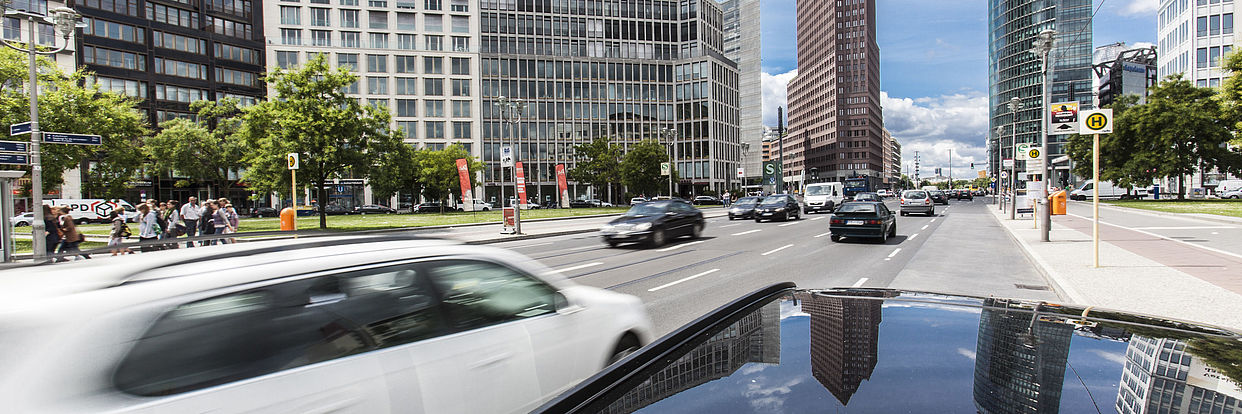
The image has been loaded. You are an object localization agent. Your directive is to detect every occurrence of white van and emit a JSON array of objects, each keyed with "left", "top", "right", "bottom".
[
  {"left": 44, "top": 199, "right": 138, "bottom": 224},
  {"left": 1069, "top": 180, "right": 1148, "bottom": 201},
  {"left": 804, "top": 182, "right": 844, "bottom": 213}
]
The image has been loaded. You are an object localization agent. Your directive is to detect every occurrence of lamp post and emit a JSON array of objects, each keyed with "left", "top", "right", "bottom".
[
  {"left": 1, "top": 3, "right": 83, "bottom": 260},
  {"left": 661, "top": 127, "right": 676, "bottom": 198},
  {"left": 1031, "top": 29, "right": 1055, "bottom": 242},
  {"left": 494, "top": 96, "right": 526, "bottom": 234}
]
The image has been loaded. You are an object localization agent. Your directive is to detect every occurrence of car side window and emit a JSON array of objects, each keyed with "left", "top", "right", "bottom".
[
  {"left": 424, "top": 260, "right": 558, "bottom": 330},
  {"left": 114, "top": 264, "right": 443, "bottom": 396}
]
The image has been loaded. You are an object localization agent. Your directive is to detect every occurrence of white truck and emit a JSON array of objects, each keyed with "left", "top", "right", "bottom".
[
  {"left": 804, "top": 182, "right": 844, "bottom": 213},
  {"left": 44, "top": 199, "right": 139, "bottom": 224},
  {"left": 1069, "top": 180, "right": 1148, "bottom": 201}
]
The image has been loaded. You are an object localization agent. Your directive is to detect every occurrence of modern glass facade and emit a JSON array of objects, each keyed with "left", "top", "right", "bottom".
[
  {"left": 478, "top": 0, "right": 742, "bottom": 201},
  {"left": 988, "top": 0, "right": 1093, "bottom": 188}
]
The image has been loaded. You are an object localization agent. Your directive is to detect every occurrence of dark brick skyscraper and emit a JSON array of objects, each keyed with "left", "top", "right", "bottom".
[{"left": 784, "top": 0, "right": 883, "bottom": 189}]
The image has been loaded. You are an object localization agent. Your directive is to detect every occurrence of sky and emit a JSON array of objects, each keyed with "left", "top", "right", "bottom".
[{"left": 760, "top": 0, "right": 1161, "bottom": 180}]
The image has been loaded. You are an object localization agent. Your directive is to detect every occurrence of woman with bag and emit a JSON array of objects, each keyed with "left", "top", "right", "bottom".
[{"left": 55, "top": 206, "right": 90, "bottom": 260}]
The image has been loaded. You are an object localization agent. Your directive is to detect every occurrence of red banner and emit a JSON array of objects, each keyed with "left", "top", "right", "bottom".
[
  {"left": 515, "top": 161, "right": 528, "bottom": 208},
  {"left": 556, "top": 164, "right": 569, "bottom": 207},
  {"left": 455, "top": 158, "right": 472, "bottom": 205}
]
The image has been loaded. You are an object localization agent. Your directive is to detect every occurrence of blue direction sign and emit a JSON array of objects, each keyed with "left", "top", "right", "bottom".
[
  {"left": 0, "top": 153, "right": 29, "bottom": 165},
  {"left": 0, "top": 141, "right": 28, "bottom": 153},
  {"left": 43, "top": 132, "right": 102, "bottom": 146},
  {"left": 10, "top": 122, "right": 32, "bottom": 136}
]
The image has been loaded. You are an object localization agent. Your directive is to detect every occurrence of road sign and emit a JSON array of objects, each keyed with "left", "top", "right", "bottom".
[
  {"left": 1002, "top": 158, "right": 1015, "bottom": 168},
  {"left": 1026, "top": 146, "right": 1043, "bottom": 161},
  {"left": 500, "top": 145, "right": 514, "bottom": 167},
  {"left": 287, "top": 153, "right": 299, "bottom": 170},
  {"left": 42, "top": 132, "right": 102, "bottom": 145},
  {"left": 1079, "top": 109, "right": 1113, "bottom": 134},
  {"left": 0, "top": 141, "right": 28, "bottom": 153},
  {"left": 0, "top": 153, "right": 29, "bottom": 165},
  {"left": 660, "top": 162, "right": 671, "bottom": 176},
  {"left": 9, "top": 122, "right": 31, "bottom": 136},
  {"left": 1050, "top": 102, "right": 1080, "bottom": 134}
]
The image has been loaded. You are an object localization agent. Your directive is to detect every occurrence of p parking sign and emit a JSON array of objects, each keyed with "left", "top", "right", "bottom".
[{"left": 1079, "top": 109, "right": 1113, "bottom": 134}]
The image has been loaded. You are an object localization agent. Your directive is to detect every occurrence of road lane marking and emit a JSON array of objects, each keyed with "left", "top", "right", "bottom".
[
  {"left": 658, "top": 240, "right": 705, "bottom": 252},
  {"left": 887, "top": 248, "right": 902, "bottom": 258},
  {"left": 778, "top": 221, "right": 800, "bottom": 227},
  {"left": 514, "top": 242, "right": 553, "bottom": 249},
  {"left": 732, "top": 229, "right": 761, "bottom": 236},
  {"left": 921, "top": 225, "right": 929, "bottom": 230},
  {"left": 1067, "top": 213, "right": 1242, "bottom": 261},
  {"left": 647, "top": 268, "right": 720, "bottom": 292},
  {"left": 811, "top": 217, "right": 825, "bottom": 221},
  {"left": 720, "top": 223, "right": 742, "bottom": 228},
  {"left": 909, "top": 233, "right": 919, "bottom": 241},
  {"left": 761, "top": 244, "right": 795, "bottom": 256},
  {"left": 813, "top": 232, "right": 832, "bottom": 238},
  {"left": 545, "top": 262, "right": 603, "bottom": 275},
  {"left": 851, "top": 278, "right": 868, "bottom": 287}
]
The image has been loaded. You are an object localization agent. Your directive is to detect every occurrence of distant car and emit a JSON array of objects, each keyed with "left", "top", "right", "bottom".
[
  {"left": 929, "top": 190, "right": 948, "bottom": 205},
  {"left": 727, "top": 196, "right": 761, "bottom": 220},
  {"left": 354, "top": 204, "right": 397, "bottom": 214},
  {"left": 852, "top": 192, "right": 882, "bottom": 202},
  {"left": 692, "top": 196, "right": 722, "bottom": 206},
  {"left": 601, "top": 199, "right": 705, "bottom": 247},
  {"left": 10, "top": 212, "right": 34, "bottom": 227},
  {"left": 829, "top": 201, "right": 897, "bottom": 243},
  {"left": 629, "top": 197, "right": 648, "bottom": 205},
  {"left": 251, "top": 207, "right": 278, "bottom": 218},
  {"left": 1222, "top": 190, "right": 1242, "bottom": 199},
  {"left": 755, "top": 194, "right": 802, "bottom": 222},
  {"left": 900, "top": 190, "right": 935, "bottom": 216},
  {"left": 1, "top": 236, "right": 655, "bottom": 414}
]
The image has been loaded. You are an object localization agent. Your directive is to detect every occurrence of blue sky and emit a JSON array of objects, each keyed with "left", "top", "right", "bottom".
[{"left": 759, "top": 0, "right": 1161, "bottom": 176}]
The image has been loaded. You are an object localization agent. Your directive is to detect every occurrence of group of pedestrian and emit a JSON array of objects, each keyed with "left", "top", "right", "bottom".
[{"left": 41, "top": 205, "right": 90, "bottom": 261}]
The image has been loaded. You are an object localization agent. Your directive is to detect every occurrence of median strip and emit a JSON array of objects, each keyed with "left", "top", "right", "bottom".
[
  {"left": 647, "top": 268, "right": 720, "bottom": 292},
  {"left": 761, "top": 244, "right": 795, "bottom": 256},
  {"left": 732, "top": 229, "right": 761, "bottom": 236},
  {"left": 658, "top": 240, "right": 705, "bottom": 252}
]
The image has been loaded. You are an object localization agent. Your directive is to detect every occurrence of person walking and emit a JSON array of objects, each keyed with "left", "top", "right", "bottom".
[
  {"left": 136, "top": 203, "right": 160, "bottom": 252},
  {"left": 55, "top": 206, "right": 89, "bottom": 260},
  {"left": 108, "top": 208, "right": 133, "bottom": 256},
  {"left": 180, "top": 196, "right": 200, "bottom": 247}
]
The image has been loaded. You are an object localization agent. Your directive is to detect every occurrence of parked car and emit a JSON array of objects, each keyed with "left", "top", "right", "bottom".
[
  {"left": 354, "top": 204, "right": 398, "bottom": 214},
  {"left": 852, "top": 192, "right": 882, "bottom": 202},
  {"left": 10, "top": 212, "right": 34, "bottom": 227},
  {"left": 929, "top": 190, "right": 949, "bottom": 205},
  {"left": 251, "top": 207, "right": 278, "bottom": 218},
  {"left": 727, "top": 196, "right": 761, "bottom": 220},
  {"left": 755, "top": 194, "right": 802, "bottom": 222},
  {"left": 829, "top": 201, "right": 897, "bottom": 243},
  {"left": 0, "top": 235, "right": 654, "bottom": 414},
  {"left": 900, "top": 189, "right": 935, "bottom": 216},
  {"left": 601, "top": 199, "right": 705, "bottom": 247},
  {"left": 691, "top": 196, "right": 722, "bottom": 206}
]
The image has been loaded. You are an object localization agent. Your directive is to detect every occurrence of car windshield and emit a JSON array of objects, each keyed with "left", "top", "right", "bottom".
[
  {"left": 903, "top": 191, "right": 927, "bottom": 199},
  {"left": 805, "top": 186, "right": 831, "bottom": 196},
  {"left": 623, "top": 203, "right": 666, "bottom": 217},
  {"left": 835, "top": 203, "right": 877, "bottom": 214}
]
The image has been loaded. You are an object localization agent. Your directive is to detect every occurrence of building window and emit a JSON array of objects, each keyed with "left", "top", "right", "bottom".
[
  {"left": 340, "top": 9, "right": 359, "bottom": 28},
  {"left": 396, "top": 99, "right": 418, "bottom": 117},
  {"left": 424, "top": 56, "right": 443, "bottom": 74},
  {"left": 424, "top": 78, "right": 443, "bottom": 95},
  {"left": 311, "top": 30, "right": 331, "bottom": 46},
  {"left": 451, "top": 36, "right": 469, "bottom": 51},
  {"left": 425, "top": 99, "right": 444, "bottom": 117},
  {"left": 451, "top": 100, "right": 470, "bottom": 117},
  {"left": 451, "top": 79, "right": 470, "bottom": 96},
  {"left": 424, "top": 14, "right": 442, "bottom": 32},
  {"left": 395, "top": 77, "right": 417, "bottom": 94},
  {"left": 277, "top": 51, "right": 299, "bottom": 68},
  {"left": 397, "top": 34, "right": 417, "bottom": 49},
  {"left": 397, "top": 121, "right": 417, "bottom": 138},
  {"left": 338, "top": 53, "right": 359, "bottom": 71},
  {"left": 450, "top": 57, "right": 470, "bottom": 75},
  {"left": 450, "top": 15, "right": 468, "bottom": 33},
  {"left": 425, "top": 35, "right": 443, "bottom": 50},
  {"left": 368, "top": 76, "right": 389, "bottom": 94},
  {"left": 452, "top": 121, "right": 471, "bottom": 139},
  {"left": 369, "top": 32, "right": 388, "bottom": 48},
  {"left": 367, "top": 54, "right": 388, "bottom": 72},
  {"left": 310, "top": 7, "right": 330, "bottom": 26},
  {"left": 281, "top": 28, "right": 302, "bottom": 45}
]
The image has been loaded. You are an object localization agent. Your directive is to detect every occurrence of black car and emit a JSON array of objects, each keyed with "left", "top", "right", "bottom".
[
  {"left": 251, "top": 207, "right": 278, "bottom": 218},
  {"left": 829, "top": 201, "right": 897, "bottom": 242},
  {"left": 852, "top": 192, "right": 882, "bottom": 202},
  {"left": 754, "top": 194, "right": 802, "bottom": 222},
  {"left": 726, "top": 196, "right": 761, "bottom": 220},
  {"left": 536, "top": 285, "right": 1242, "bottom": 414},
  {"left": 929, "top": 190, "right": 949, "bottom": 205},
  {"left": 354, "top": 204, "right": 397, "bottom": 214},
  {"left": 600, "top": 200, "right": 705, "bottom": 248}
]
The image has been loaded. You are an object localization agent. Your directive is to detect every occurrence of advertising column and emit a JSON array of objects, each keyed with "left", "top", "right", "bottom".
[{"left": 556, "top": 164, "right": 569, "bottom": 208}]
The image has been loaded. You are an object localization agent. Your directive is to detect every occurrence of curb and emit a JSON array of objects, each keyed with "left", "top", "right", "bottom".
[
  {"left": 1075, "top": 201, "right": 1242, "bottom": 226},
  {"left": 985, "top": 207, "right": 1086, "bottom": 305}
]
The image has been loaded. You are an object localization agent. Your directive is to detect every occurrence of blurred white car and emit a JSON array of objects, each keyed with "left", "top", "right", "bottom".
[{"left": 0, "top": 236, "right": 653, "bottom": 414}]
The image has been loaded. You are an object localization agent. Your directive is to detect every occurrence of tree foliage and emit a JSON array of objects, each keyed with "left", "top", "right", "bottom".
[
  {"left": 238, "top": 54, "right": 400, "bottom": 228},
  {"left": 620, "top": 140, "right": 669, "bottom": 197}
]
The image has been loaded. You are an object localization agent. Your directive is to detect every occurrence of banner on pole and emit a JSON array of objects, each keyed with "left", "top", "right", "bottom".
[
  {"left": 455, "top": 158, "right": 473, "bottom": 208},
  {"left": 556, "top": 164, "right": 569, "bottom": 207},
  {"left": 515, "top": 161, "right": 528, "bottom": 208}
]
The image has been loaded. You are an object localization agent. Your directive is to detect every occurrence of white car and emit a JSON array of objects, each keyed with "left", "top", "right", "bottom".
[{"left": 0, "top": 236, "right": 653, "bottom": 414}]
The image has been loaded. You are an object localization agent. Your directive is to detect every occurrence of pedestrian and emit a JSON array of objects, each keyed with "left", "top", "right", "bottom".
[
  {"left": 180, "top": 196, "right": 200, "bottom": 247},
  {"left": 108, "top": 208, "right": 133, "bottom": 256},
  {"left": 42, "top": 204, "right": 62, "bottom": 259},
  {"left": 55, "top": 206, "right": 90, "bottom": 260},
  {"left": 200, "top": 201, "right": 216, "bottom": 246},
  {"left": 136, "top": 203, "right": 160, "bottom": 252}
]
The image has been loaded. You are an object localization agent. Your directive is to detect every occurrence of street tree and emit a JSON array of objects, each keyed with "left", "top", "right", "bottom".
[
  {"left": 0, "top": 48, "right": 148, "bottom": 198},
  {"left": 417, "top": 144, "right": 484, "bottom": 213},
  {"left": 142, "top": 98, "right": 248, "bottom": 198},
  {"left": 620, "top": 140, "right": 669, "bottom": 197},
  {"left": 568, "top": 137, "right": 623, "bottom": 203},
  {"left": 237, "top": 54, "right": 399, "bottom": 228}
]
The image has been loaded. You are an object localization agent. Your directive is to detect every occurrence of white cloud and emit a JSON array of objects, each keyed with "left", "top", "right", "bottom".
[
  {"left": 762, "top": 69, "right": 798, "bottom": 127},
  {"left": 1120, "top": 0, "right": 1159, "bottom": 16}
]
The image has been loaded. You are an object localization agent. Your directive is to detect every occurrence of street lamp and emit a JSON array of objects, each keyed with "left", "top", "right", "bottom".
[
  {"left": 660, "top": 127, "right": 676, "bottom": 197},
  {"left": 1, "top": 2, "right": 84, "bottom": 260},
  {"left": 1031, "top": 29, "right": 1056, "bottom": 242},
  {"left": 494, "top": 96, "right": 526, "bottom": 234}
]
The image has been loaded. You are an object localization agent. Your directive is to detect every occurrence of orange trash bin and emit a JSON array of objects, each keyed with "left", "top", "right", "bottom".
[
  {"left": 1050, "top": 190, "right": 1067, "bottom": 215},
  {"left": 280, "top": 207, "right": 297, "bottom": 230}
]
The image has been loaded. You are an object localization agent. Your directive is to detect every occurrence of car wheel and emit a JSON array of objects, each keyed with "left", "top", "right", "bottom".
[
  {"left": 648, "top": 228, "right": 666, "bottom": 247},
  {"left": 830, "top": 235, "right": 841, "bottom": 242},
  {"left": 691, "top": 222, "right": 703, "bottom": 239},
  {"left": 607, "top": 334, "right": 642, "bottom": 366}
]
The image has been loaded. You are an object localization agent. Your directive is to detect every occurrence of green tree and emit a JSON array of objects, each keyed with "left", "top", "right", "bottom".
[
  {"left": 620, "top": 140, "right": 669, "bottom": 197},
  {"left": 417, "top": 144, "right": 484, "bottom": 213},
  {"left": 567, "top": 137, "right": 623, "bottom": 203},
  {"left": 142, "top": 98, "right": 248, "bottom": 198},
  {"left": 0, "top": 48, "right": 149, "bottom": 198},
  {"left": 238, "top": 54, "right": 399, "bottom": 228}
]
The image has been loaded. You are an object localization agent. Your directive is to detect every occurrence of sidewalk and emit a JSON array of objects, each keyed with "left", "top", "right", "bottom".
[{"left": 989, "top": 205, "right": 1242, "bottom": 331}]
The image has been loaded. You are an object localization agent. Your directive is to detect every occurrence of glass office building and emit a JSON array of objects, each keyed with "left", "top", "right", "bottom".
[
  {"left": 988, "top": 0, "right": 1093, "bottom": 188},
  {"left": 478, "top": 0, "right": 742, "bottom": 202}
]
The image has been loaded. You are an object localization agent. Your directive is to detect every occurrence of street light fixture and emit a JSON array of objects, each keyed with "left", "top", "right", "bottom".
[
  {"left": 494, "top": 95, "right": 526, "bottom": 234},
  {"left": 1031, "top": 29, "right": 1056, "bottom": 242},
  {"left": 0, "top": 2, "right": 84, "bottom": 260}
]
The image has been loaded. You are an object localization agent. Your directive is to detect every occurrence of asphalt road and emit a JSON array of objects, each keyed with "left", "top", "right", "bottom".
[{"left": 489, "top": 198, "right": 1060, "bottom": 336}]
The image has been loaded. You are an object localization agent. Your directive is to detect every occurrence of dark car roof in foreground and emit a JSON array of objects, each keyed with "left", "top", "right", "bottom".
[{"left": 535, "top": 284, "right": 1242, "bottom": 413}]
